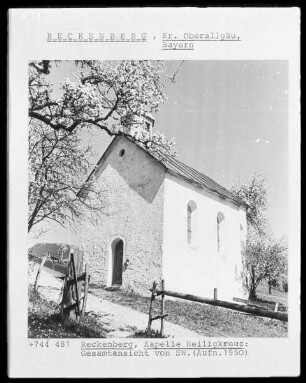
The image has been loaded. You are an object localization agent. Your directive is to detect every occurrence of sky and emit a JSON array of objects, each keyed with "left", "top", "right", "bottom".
[
  {"left": 156, "top": 60, "right": 288, "bottom": 238},
  {"left": 31, "top": 60, "right": 288, "bottom": 243}
]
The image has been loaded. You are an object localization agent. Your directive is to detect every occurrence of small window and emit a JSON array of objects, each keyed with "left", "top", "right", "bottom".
[
  {"left": 119, "top": 149, "right": 125, "bottom": 157},
  {"left": 187, "top": 200, "right": 197, "bottom": 245},
  {"left": 240, "top": 224, "right": 244, "bottom": 238},
  {"left": 240, "top": 224, "right": 245, "bottom": 248},
  {"left": 217, "top": 212, "right": 225, "bottom": 253}
]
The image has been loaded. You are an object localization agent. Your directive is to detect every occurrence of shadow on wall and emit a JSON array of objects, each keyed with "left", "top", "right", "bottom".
[{"left": 108, "top": 140, "right": 166, "bottom": 204}]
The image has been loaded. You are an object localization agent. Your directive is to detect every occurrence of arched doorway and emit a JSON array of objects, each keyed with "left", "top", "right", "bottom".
[{"left": 112, "top": 239, "right": 123, "bottom": 286}]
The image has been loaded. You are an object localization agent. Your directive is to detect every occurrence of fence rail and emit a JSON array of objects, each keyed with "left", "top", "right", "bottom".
[
  {"left": 29, "top": 253, "right": 68, "bottom": 277},
  {"left": 29, "top": 251, "right": 90, "bottom": 321},
  {"left": 153, "top": 287, "right": 288, "bottom": 322}
]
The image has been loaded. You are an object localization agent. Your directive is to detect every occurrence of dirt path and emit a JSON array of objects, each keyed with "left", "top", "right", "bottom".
[
  {"left": 30, "top": 265, "right": 200, "bottom": 338},
  {"left": 85, "top": 291, "right": 200, "bottom": 338}
]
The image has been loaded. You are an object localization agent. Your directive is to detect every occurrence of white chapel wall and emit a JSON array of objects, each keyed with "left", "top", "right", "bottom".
[{"left": 162, "top": 173, "right": 248, "bottom": 301}]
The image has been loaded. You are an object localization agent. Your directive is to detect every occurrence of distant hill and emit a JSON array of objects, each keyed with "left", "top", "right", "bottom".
[{"left": 28, "top": 243, "right": 83, "bottom": 263}]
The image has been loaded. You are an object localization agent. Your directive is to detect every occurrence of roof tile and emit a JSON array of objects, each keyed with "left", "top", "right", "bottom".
[{"left": 149, "top": 148, "right": 246, "bottom": 207}]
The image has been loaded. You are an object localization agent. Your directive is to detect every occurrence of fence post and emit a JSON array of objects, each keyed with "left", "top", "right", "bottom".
[
  {"left": 71, "top": 253, "right": 80, "bottom": 318},
  {"left": 160, "top": 279, "right": 165, "bottom": 337},
  {"left": 147, "top": 281, "right": 157, "bottom": 333},
  {"left": 61, "top": 253, "right": 76, "bottom": 320},
  {"left": 274, "top": 302, "right": 279, "bottom": 312},
  {"left": 60, "top": 277, "right": 67, "bottom": 319},
  {"left": 34, "top": 254, "right": 47, "bottom": 292},
  {"left": 214, "top": 288, "right": 218, "bottom": 300},
  {"left": 81, "top": 264, "right": 89, "bottom": 319}
]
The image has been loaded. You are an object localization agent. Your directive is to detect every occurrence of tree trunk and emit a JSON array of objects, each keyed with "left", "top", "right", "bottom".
[
  {"left": 248, "top": 269, "right": 258, "bottom": 301},
  {"left": 248, "top": 280, "right": 257, "bottom": 301},
  {"left": 268, "top": 281, "right": 272, "bottom": 294}
]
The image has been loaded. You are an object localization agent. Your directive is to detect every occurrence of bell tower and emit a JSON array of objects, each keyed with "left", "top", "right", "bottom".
[{"left": 122, "top": 113, "right": 155, "bottom": 137}]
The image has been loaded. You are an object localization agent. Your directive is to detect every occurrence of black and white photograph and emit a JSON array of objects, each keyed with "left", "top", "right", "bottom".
[
  {"left": 27, "top": 60, "right": 289, "bottom": 339},
  {"left": 8, "top": 8, "right": 300, "bottom": 378}
]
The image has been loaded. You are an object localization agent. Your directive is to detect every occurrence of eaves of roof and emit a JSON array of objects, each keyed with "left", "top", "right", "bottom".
[{"left": 79, "top": 135, "right": 248, "bottom": 209}]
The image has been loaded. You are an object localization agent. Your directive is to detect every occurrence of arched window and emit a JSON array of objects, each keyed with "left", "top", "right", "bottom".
[
  {"left": 240, "top": 224, "right": 245, "bottom": 242},
  {"left": 187, "top": 201, "right": 197, "bottom": 245},
  {"left": 240, "top": 223, "right": 246, "bottom": 252},
  {"left": 217, "top": 212, "right": 225, "bottom": 253}
]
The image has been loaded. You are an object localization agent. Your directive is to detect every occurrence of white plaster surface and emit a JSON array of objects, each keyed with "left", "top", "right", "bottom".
[
  {"left": 162, "top": 173, "right": 248, "bottom": 301},
  {"left": 29, "top": 136, "right": 248, "bottom": 302},
  {"left": 78, "top": 137, "right": 166, "bottom": 295}
]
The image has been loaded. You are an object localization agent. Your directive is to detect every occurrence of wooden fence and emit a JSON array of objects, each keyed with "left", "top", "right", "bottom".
[
  {"left": 147, "top": 280, "right": 288, "bottom": 335},
  {"left": 29, "top": 251, "right": 90, "bottom": 321},
  {"left": 29, "top": 252, "right": 68, "bottom": 278}
]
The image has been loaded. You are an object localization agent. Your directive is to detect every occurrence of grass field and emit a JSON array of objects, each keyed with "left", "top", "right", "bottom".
[
  {"left": 28, "top": 281, "right": 288, "bottom": 338},
  {"left": 90, "top": 283, "right": 288, "bottom": 338},
  {"left": 28, "top": 289, "right": 107, "bottom": 338},
  {"left": 256, "top": 282, "right": 288, "bottom": 308}
]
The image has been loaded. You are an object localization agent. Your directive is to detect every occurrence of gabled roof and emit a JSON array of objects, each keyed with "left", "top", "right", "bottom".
[
  {"left": 80, "top": 135, "right": 247, "bottom": 208},
  {"left": 148, "top": 148, "right": 247, "bottom": 208}
]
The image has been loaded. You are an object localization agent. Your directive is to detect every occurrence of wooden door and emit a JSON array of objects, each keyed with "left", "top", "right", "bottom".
[{"left": 112, "top": 240, "right": 123, "bottom": 285}]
